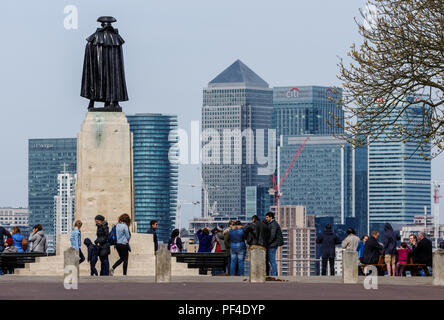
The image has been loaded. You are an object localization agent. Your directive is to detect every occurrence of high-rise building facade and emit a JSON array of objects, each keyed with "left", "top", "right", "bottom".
[
  {"left": 0, "top": 207, "right": 30, "bottom": 235},
  {"left": 28, "top": 139, "right": 77, "bottom": 252},
  {"left": 278, "top": 136, "right": 355, "bottom": 226},
  {"left": 273, "top": 86, "right": 343, "bottom": 138},
  {"left": 202, "top": 60, "right": 274, "bottom": 219},
  {"left": 270, "top": 205, "right": 317, "bottom": 276},
  {"left": 127, "top": 114, "right": 178, "bottom": 243},
  {"left": 368, "top": 97, "right": 431, "bottom": 232},
  {"left": 54, "top": 172, "right": 76, "bottom": 235}
]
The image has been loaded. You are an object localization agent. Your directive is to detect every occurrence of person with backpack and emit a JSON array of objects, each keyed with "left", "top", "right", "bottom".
[
  {"left": 28, "top": 224, "right": 48, "bottom": 254},
  {"left": 316, "top": 224, "right": 340, "bottom": 276},
  {"left": 168, "top": 229, "right": 183, "bottom": 253},
  {"left": 94, "top": 215, "right": 110, "bottom": 276},
  {"left": 11, "top": 227, "right": 26, "bottom": 253},
  {"left": 110, "top": 214, "right": 132, "bottom": 276},
  {"left": 265, "top": 212, "right": 284, "bottom": 277}
]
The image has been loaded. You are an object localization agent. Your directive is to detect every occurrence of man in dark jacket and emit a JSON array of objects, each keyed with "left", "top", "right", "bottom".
[
  {"left": 0, "top": 226, "right": 11, "bottom": 253},
  {"left": 362, "top": 230, "right": 382, "bottom": 265},
  {"left": 147, "top": 220, "right": 159, "bottom": 252},
  {"left": 415, "top": 232, "right": 433, "bottom": 275},
  {"left": 316, "top": 224, "right": 340, "bottom": 276},
  {"left": 265, "top": 212, "right": 283, "bottom": 277},
  {"left": 244, "top": 215, "right": 269, "bottom": 248},
  {"left": 94, "top": 215, "right": 110, "bottom": 276},
  {"left": 382, "top": 223, "right": 399, "bottom": 276}
]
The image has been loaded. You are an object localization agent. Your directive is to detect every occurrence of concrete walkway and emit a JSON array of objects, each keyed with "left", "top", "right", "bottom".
[{"left": 0, "top": 275, "right": 442, "bottom": 300}]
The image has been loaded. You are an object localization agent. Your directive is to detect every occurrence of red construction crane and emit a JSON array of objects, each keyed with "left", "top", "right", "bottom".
[{"left": 269, "top": 136, "right": 310, "bottom": 206}]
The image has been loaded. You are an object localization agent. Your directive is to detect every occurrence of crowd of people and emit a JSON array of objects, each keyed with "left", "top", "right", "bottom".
[
  {"left": 317, "top": 222, "right": 434, "bottom": 276},
  {"left": 0, "top": 216, "right": 437, "bottom": 277},
  {"left": 190, "top": 212, "right": 284, "bottom": 276}
]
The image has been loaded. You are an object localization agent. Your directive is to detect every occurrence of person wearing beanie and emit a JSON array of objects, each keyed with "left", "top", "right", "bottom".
[{"left": 94, "top": 215, "right": 110, "bottom": 276}]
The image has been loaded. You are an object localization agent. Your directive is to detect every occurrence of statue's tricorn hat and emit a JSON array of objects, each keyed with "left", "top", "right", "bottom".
[{"left": 97, "top": 16, "right": 117, "bottom": 23}]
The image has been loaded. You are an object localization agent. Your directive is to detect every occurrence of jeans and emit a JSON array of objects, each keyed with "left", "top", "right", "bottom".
[
  {"left": 0, "top": 246, "right": 4, "bottom": 253},
  {"left": 99, "top": 255, "right": 109, "bottom": 276},
  {"left": 322, "top": 258, "right": 335, "bottom": 276},
  {"left": 268, "top": 248, "right": 278, "bottom": 276},
  {"left": 230, "top": 246, "right": 245, "bottom": 276},
  {"left": 112, "top": 244, "right": 129, "bottom": 275}
]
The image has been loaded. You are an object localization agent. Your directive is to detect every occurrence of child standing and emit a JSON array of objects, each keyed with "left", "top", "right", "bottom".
[
  {"left": 83, "top": 238, "right": 99, "bottom": 276},
  {"left": 396, "top": 242, "right": 411, "bottom": 276}
]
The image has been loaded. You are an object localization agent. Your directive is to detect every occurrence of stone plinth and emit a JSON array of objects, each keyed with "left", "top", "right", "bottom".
[
  {"left": 156, "top": 245, "right": 172, "bottom": 283},
  {"left": 342, "top": 250, "right": 358, "bottom": 284},
  {"left": 64, "top": 248, "right": 79, "bottom": 288},
  {"left": 433, "top": 250, "right": 444, "bottom": 286},
  {"left": 249, "top": 246, "right": 266, "bottom": 283},
  {"left": 75, "top": 112, "right": 133, "bottom": 233}
]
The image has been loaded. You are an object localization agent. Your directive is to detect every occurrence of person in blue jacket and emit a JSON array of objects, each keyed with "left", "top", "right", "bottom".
[
  {"left": 228, "top": 221, "right": 246, "bottom": 276},
  {"left": 70, "top": 220, "right": 85, "bottom": 264},
  {"left": 357, "top": 235, "right": 369, "bottom": 261},
  {"left": 196, "top": 227, "right": 213, "bottom": 253},
  {"left": 11, "top": 227, "right": 24, "bottom": 253}
]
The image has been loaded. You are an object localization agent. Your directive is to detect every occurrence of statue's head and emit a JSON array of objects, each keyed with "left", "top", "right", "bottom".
[{"left": 97, "top": 16, "right": 116, "bottom": 28}]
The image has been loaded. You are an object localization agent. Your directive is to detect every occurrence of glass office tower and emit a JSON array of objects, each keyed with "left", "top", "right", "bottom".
[
  {"left": 127, "top": 114, "right": 178, "bottom": 243},
  {"left": 368, "top": 97, "right": 431, "bottom": 232},
  {"left": 28, "top": 138, "right": 77, "bottom": 252},
  {"left": 273, "top": 86, "right": 344, "bottom": 138},
  {"left": 278, "top": 136, "right": 354, "bottom": 225},
  {"left": 202, "top": 60, "right": 274, "bottom": 219}
]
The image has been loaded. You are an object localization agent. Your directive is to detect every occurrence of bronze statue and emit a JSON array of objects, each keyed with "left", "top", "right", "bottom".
[{"left": 81, "top": 16, "right": 128, "bottom": 112}]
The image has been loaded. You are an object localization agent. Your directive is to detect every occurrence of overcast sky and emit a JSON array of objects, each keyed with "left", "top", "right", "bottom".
[{"left": 1, "top": 0, "right": 443, "bottom": 225}]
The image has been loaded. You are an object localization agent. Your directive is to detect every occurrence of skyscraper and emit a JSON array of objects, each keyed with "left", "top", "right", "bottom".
[
  {"left": 202, "top": 60, "right": 274, "bottom": 219},
  {"left": 273, "top": 86, "right": 343, "bottom": 138},
  {"left": 278, "top": 136, "right": 354, "bottom": 225},
  {"left": 368, "top": 97, "right": 431, "bottom": 232},
  {"left": 28, "top": 139, "right": 77, "bottom": 252},
  {"left": 54, "top": 172, "right": 76, "bottom": 235},
  {"left": 127, "top": 114, "right": 178, "bottom": 243}
]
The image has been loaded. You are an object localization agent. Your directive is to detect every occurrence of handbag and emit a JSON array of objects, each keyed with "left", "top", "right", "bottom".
[{"left": 22, "top": 238, "right": 28, "bottom": 251}]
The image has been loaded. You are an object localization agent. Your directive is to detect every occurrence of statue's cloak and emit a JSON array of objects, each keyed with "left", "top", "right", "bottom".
[{"left": 80, "top": 26, "right": 129, "bottom": 102}]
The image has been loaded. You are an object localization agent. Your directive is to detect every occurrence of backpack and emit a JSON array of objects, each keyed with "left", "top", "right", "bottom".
[
  {"left": 169, "top": 237, "right": 179, "bottom": 253},
  {"left": 108, "top": 225, "right": 117, "bottom": 246}
]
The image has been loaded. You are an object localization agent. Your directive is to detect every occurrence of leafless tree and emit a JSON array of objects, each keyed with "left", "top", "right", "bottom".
[{"left": 333, "top": 0, "right": 443, "bottom": 159}]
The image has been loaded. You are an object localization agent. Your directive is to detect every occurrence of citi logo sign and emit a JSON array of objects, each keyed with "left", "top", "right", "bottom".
[{"left": 286, "top": 88, "right": 300, "bottom": 98}]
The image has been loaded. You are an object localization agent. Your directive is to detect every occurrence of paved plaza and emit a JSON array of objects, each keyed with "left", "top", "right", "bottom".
[{"left": 1, "top": 276, "right": 443, "bottom": 300}]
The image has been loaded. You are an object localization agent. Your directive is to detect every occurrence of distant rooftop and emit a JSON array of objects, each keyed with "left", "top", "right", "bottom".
[{"left": 208, "top": 59, "right": 269, "bottom": 89}]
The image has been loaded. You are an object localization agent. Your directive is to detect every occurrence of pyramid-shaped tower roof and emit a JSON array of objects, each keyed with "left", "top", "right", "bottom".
[{"left": 208, "top": 59, "right": 269, "bottom": 88}]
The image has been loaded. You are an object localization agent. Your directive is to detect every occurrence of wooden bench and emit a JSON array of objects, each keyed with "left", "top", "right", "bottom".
[
  {"left": 361, "top": 256, "right": 386, "bottom": 276},
  {"left": 361, "top": 256, "right": 429, "bottom": 276},
  {"left": 398, "top": 257, "right": 428, "bottom": 276},
  {"left": 0, "top": 253, "right": 53, "bottom": 274},
  {"left": 172, "top": 252, "right": 229, "bottom": 275}
]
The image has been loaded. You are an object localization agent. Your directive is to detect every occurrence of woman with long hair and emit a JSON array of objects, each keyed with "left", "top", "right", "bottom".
[
  {"left": 110, "top": 214, "right": 131, "bottom": 276},
  {"left": 168, "top": 229, "right": 183, "bottom": 253},
  {"left": 11, "top": 227, "right": 25, "bottom": 253}
]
